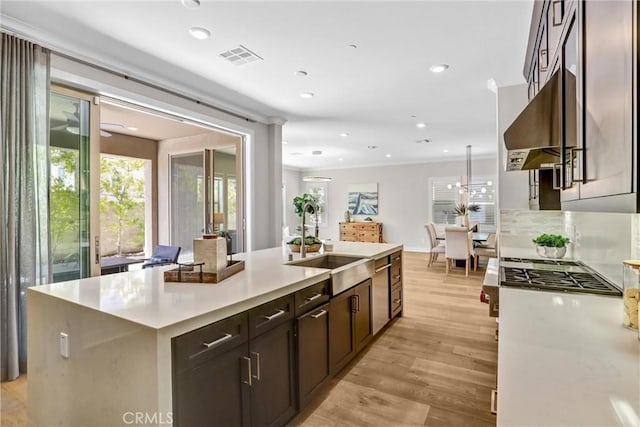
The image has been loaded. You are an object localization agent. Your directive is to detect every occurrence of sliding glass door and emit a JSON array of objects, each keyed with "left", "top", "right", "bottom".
[
  {"left": 170, "top": 145, "right": 244, "bottom": 259},
  {"left": 49, "top": 87, "right": 100, "bottom": 281}
]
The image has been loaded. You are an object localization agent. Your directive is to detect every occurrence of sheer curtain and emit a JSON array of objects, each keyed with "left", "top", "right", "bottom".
[{"left": 1, "top": 33, "right": 51, "bottom": 381}]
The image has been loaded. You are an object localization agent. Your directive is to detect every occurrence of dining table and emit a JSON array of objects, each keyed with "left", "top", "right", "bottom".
[{"left": 436, "top": 232, "right": 490, "bottom": 244}]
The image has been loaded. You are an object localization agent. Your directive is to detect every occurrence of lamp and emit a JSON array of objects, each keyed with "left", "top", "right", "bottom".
[
  {"left": 213, "top": 213, "right": 225, "bottom": 233},
  {"left": 446, "top": 145, "right": 493, "bottom": 200}
]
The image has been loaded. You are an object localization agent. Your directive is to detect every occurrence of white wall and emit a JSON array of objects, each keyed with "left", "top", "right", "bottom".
[
  {"left": 299, "top": 158, "right": 497, "bottom": 251},
  {"left": 497, "top": 84, "right": 530, "bottom": 211}
]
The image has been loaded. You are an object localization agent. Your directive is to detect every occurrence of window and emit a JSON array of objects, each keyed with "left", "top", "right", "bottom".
[
  {"left": 468, "top": 175, "right": 496, "bottom": 229},
  {"left": 305, "top": 181, "right": 328, "bottom": 227},
  {"left": 431, "top": 175, "right": 496, "bottom": 229},
  {"left": 431, "top": 177, "right": 459, "bottom": 225}
]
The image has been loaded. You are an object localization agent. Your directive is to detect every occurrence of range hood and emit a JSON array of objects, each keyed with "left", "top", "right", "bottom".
[{"left": 504, "top": 70, "right": 567, "bottom": 171}]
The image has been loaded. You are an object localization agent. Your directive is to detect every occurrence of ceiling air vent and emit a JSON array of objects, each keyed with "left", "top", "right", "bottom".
[{"left": 219, "top": 45, "right": 263, "bottom": 66}]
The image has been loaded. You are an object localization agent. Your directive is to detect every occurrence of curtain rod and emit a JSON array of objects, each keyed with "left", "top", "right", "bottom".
[
  {"left": 0, "top": 29, "right": 255, "bottom": 123},
  {"left": 52, "top": 51, "right": 256, "bottom": 123}
]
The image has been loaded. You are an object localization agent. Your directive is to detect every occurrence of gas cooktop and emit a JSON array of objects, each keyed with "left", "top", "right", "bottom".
[{"left": 500, "top": 257, "right": 622, "bottom": 296}]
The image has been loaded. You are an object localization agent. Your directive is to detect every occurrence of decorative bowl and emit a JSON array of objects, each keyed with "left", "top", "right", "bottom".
[
  {"left": 287, "top": 243, "right": 322, "bottom": 253},
  {"left": 535, "top": 245, "right": 567, "bottom": 259}
]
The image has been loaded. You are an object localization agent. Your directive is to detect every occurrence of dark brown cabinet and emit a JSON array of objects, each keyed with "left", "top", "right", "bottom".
[
  {"left": 329, "top": 278, "right": 372, "bottom": 375},
  {"left": 390, "top": 251, "right": 403, "bottom": 318},
  {"left": 173, "top": 296, "right": 296, "bottom": 427},
  {"left": 249, "top": 320, "right": 296, "bottom": 427},
  {"left": 296, "top": 302, "right": 330, "bottom": 409},
  {"left": 172, "top": 312, "right": 250, "bottom": 427}
]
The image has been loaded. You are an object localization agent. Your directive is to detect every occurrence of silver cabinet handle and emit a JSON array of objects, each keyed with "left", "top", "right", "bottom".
[
  {"left": 305, "top": 293, "right": 322, "bottom": 302},
  {"left": 251, "top": 352, "right": 261, "bottom": 381},
  {"left": 392, "top": 275, "right": 401, "bottom": 280},
  {"left": 375, "top": 263, "right": 391, "bottom": 273},
  {"left": 242, "top": 356, "right": 252, "bottom": 386},
  {"left": 393, "top": 299, "right": 402, "bottom": 304},
  {"left": 392, "top": 256, "right": 401, "bottom": 262},
  {"left": 491, "top": 389, "right": 497, "bottom": 414},
  {"left": 311, "top": 309, "right": 327, "bottom": 319},
  {"left": 202, "top": 333, "right": 233, "bottom": 348},
  {"left": 264, "top": 309, "right": 286, "bottom": 321}
]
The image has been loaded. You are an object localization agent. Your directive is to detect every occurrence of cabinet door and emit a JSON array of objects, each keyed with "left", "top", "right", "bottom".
[
  {"left": 174, "top": 343, "right": 250, "bottom": 427},
  {"left": 580, "top": 0, "right": 633, "bottom": 200},
  {"left": 249, "top": 321, "right": 296, "bottom": 427},
  {"left": 354, "top": 279, "right": 372, "bottom": 353},
  {"left": 329, "top": 289, "right": 356, "bottom": 375},
  {"left": 296, "top": 303, "right": 330, "bottom": 409}
]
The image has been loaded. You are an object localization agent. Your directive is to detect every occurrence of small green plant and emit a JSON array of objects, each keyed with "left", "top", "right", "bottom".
[
  {"left": 532, "top": 233, "right": 570, "bottom": 247},
  {"left": 454, "top": 203, "right": 480, "bottom": 216},
  {"left": 287, "top": 236, "right": 322, "bottom": 245},
  {"left": 293, "top": 193, "right": 319, "bottom": 217}
]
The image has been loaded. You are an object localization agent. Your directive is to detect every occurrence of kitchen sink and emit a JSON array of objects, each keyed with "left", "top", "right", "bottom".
[{"left": 288, "top": 254, "right": 374, "bottom": 295}]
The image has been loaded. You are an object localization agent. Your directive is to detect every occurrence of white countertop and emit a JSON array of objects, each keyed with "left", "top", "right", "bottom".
[
  {"left": 29, "top": 242, "right": 402, "bottom": 331},
  {"left": 498, "top": 288, "right": 640, "bottom": 426}
]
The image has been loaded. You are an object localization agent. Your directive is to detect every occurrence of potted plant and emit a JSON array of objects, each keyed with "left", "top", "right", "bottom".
[
  {"left": 286, "top": 236, "right": 322, "bottom": 253},
  {"left": 293, "top": 193, "right": 320, "bottom": 238},
  {"left": 453, "top": 203, "right": 480, "bottom": 227},
  {"left": 532, "top": 233, "right": 570, "bottom": 259}
]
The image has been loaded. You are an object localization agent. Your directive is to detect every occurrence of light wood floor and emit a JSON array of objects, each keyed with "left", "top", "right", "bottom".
[
  {"left": 291, "top": 252, "right": 497, "bottom": 427},
  {"left": 0, "top": 252, "right": 496, "bottom": 427}
]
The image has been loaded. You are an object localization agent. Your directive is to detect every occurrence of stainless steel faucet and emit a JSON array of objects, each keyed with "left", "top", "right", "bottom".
[{"left": 300, "top": 201, "right": 318, "bottom": 258}]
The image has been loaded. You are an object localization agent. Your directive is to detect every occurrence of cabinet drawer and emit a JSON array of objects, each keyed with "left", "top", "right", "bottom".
[
  {"left": 390, "top": 263, "right": 402, "bottom": 286},
  {"left": 359, "top": 224, "right": 379, "bottom": 232},
  {"left": 391, "top": 286, "right": 403, "bottom": 317},
  {"left": 358, "top": 231, "right": 378, "bottom": 241},
  {"left": 249, "top": 294, "right": 295, "bottom": 338},
  {"left": 340, "top": 232, "right": 358, "bottom": 241},
  {"left": 294, "top": 280, "right": 330, "bottom": 317},
  {"left": 173, "top": 312, "right": 248, "bottom": 373},
  {"left": 390, "top": 251, "right": 402, "bottom": 264}
]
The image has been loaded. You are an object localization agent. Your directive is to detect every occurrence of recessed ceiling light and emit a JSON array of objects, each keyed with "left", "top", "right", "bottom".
[
  {"left": 312, "top": 150, "right": 322, "bottom": 155},
  {"left": 300, "top": 92, "right": 315, "bottom": 99},
  {"left": 339, "top": 132, "right": 349, "bottom": 137},
  {"left": 290, "top": 152, "right": 302, "bottom": 156},
  {"left": 443, "top": 149, "right": 449, "bottom": 153},
  {"left": 189, "top": 27, "right": 211, "bottom": 40},
  {"left": 181, "top": 0, "right": 200, "bottom": 9},
  {"left": 282, "top": 140, "right": 288, "bottom": 145},
  {"left": 416, "top": 122, "right": 426, "bottom": 128},
  {"left": 339, "top": 158, "right": 344, "bottom": 161},
  {"left": 429, "top": 64, "right": 449, "bottom": 73},
  {"left": 127, "top": 126, "right": 138, "bottom": 131},
  {"left": 294, "top": 70, "right": 308, "bottom": 77},
  {"left": 385, "top": 154, "right": 391, "bottom": 158},
  {"left": 347, "top": 44, "right": 358, "bottom": 49}
]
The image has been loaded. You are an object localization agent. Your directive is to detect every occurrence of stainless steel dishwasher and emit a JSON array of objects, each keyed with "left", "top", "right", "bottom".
[{"left": 372, "top": 256, "right": 391, "bottom": 334}]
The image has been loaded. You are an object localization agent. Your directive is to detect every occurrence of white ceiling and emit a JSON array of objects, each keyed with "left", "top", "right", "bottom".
[{"left": 1, "top": 0, "right": 533, "bottom": 169}]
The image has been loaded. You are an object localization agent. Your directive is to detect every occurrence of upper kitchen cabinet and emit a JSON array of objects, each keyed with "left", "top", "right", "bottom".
[{"left": 520, "top": 0, "right": 639, "bottom": 213}]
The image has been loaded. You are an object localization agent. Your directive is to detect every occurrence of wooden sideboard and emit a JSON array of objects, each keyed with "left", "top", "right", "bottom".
[{"left": 339, "top": 222, "right": 383, "bottom": 243}]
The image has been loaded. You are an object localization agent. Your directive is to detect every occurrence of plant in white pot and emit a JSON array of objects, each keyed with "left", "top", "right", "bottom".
[
  {"left": 532, "top": 233, "right": 571, "bottom": 259},
  {"left": 454, "top": 203, "right": 480, "bottom": 227}
]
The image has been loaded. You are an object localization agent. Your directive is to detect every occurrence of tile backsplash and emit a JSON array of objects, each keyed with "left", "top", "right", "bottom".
[{"left": 500, "top": 209, "right": 640, "bottom": 285}]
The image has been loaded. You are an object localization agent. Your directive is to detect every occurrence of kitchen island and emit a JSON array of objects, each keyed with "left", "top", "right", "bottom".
[
  {"left": 486, "top": 241, "right": 640, "bottom": 426},
  {"left": 27, "top": 242, "right": 402, "bottom": 427}
]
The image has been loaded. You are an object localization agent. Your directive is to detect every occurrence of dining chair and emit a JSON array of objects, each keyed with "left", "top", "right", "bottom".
[
  {"left": 142, "top": 245, "right": 181, "bottom": 269},
  {"left": 444, "top": 226, "right": 474, "bottom": 276},
  {"left": 425, "top": 223, "right": 445, "bottom": 267},
  {"left": 474, "top": 233, "right": 497, "bottom": 271}
]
